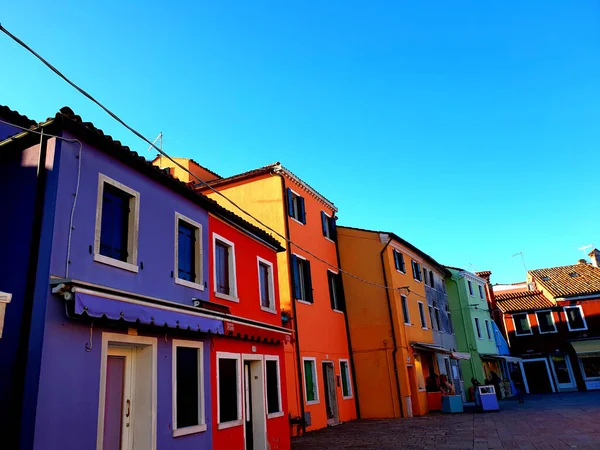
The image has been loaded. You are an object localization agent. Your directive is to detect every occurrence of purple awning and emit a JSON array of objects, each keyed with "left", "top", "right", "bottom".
[{"left": 74, "top": 292, "right": 223, "bottom": 334}]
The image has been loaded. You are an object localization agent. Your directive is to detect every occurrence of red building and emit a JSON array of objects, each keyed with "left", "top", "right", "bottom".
[
  {"left": 492, "top": 254, "right": 600, "bottom": 394},
  {"left": 208, "top": 213, "right": 292, "bottom": 450}
]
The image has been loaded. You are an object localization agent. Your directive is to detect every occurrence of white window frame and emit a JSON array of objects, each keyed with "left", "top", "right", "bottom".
[
  {"left": 401, "top": 294, "right": 411, "bottom": 325},
  {"left": 536, "top": 310, "right": 557, "bottom": 334},
  {"left": 172, "top": 340, "right": 206, "bottom": 436},
  {"left": 512, "top": 312, "right": 533, "bottom": 336},
  {"left": 485, "top": 319, "right": 492, "bottom": 340},
  {"left": 339, "top": 359, "right": 353, "bottom": 399},
  {"left": 322, "top": 211, "right": 335, "bottom": 242},
  {"left": 418, "top": 301, "right": 428, "bottom": 329},
  {"left": 475, "top": 317, "right": 482, "bottom": 339},
  {"left": 257, "top": 257, "right": 276, "bottom": 313},
  {"left": 328, "top": 269, "right": 344, "bottom": 313},
  {"left": 264, "top": 355, "right": 284, "bottom": 418},
  {"left": 174, "top": 213, "right": 204, "bottom": 291},
  {"left": 212, "top": 233, "right": 238, "bottom": 302},
  {"left": 293, "top": 253, "right": 312, "bottom": 305},
  {"left": 563, "top": 305, "right": 588, "bottom": 332},
  {"left": 394, "top": 250, "right": 406, "bottom": 273},
  {"left": 302, "top": 357, "right": 320, "bottom": 405},
  {"left": 216, "top": 352, "right": 243, "bottom": 429},
  {"left": 94, "top": 174, "right": 140, "bottom": 273},
  {"left": 288, "top": 188, "right": 305, "bottom": 225}
]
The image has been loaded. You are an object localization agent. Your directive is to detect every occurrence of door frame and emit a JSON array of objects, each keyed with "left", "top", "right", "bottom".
[
  {"left": 96, "top": 333, "right": 157, "bottom": 450},
  {"left": 520, "top": 358, "right": 556, "bottom": 394},
  {"left": 321, "top": 360, "right": 339, "bottom": 426},
  {"left": 242, "top": 354, "right": 267, "bottom": 450},
  {"left": 549, "top": 354, "right": 576, "bottom": 391}
]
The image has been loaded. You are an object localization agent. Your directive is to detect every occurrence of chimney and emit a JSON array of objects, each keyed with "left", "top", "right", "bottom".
[
  {"left": 578, "top": 259, "right": 588, "bottom": 265},
  {"left": 589, "top": 249, "right": 600, "bottom": 268}
]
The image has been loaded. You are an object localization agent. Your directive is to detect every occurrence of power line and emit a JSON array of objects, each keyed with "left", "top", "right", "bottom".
[{"left": 0, "top": 23, "right": 430, "bottom": 299}]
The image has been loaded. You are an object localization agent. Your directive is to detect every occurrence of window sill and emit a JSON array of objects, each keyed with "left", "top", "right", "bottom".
[
  {"left": 396, "top": 269, "right": 406, "bottom": 274},
  {"left": 217, "top": 419, "right": 243, "bottom": 430},
  {"left": 413, "top": 279, "right": 422, "bottom": 283},
  {"left": 175, "top": 277, "right": 205, "bottom": 291},
  {"left": 94, "top": 253, "right": 139, "bottom": 273},
  {"left": 289, "top": 216, "right": 305, "bottom": 226},
  {"left": 568, "top": 327, "right": 587, "bottom": 332},
  {"left": 215, "top": 292, "right": 239, "bottom": 302},
  {"left": 514, "top": 332, "right": 533, "bottom": 337},
  {"left": 404, "top": 322, "right": 412, "bottom": 326},
  {"left": 297, "top": 300, "right": 313, "bottom": 306},
  {"left": 324, "top": 236, "right": 336, "bottom": 244},
  {"left": 173, "top": 424, "right": 207, "bottom": 437},
  {"left": 305, "top": 400, "right": 320, "bottom": 405},
  {"left": 332, "top": 309, "right": 345, "bottom": 315},
  {"left": 342, "top": 395, "right": 353, "bottom": 400},
  {"left": 421, "top": 327, "right": 429, "bottom": 330},
  {"left": 261, "top": 306, "right": 277, "bottom": 315},
  {"left": 267, "top": 411, "right": 285, "bottom": 419}
]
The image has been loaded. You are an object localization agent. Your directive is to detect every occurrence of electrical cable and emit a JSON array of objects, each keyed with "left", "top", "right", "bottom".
[{"left": 0, "top": 23, "right": 433, "bottom": 299}]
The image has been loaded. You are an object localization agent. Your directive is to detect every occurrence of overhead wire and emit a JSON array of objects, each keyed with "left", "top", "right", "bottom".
[{"left": 0, "top": 23, "right": 434, "bottom": 299}]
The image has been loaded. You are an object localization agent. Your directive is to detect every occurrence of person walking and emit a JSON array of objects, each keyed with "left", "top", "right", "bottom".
[{"left": 512, "top": 366, "right": 525, "bottom": 404}]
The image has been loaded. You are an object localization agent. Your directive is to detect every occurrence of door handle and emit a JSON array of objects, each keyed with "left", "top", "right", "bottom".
[{"left": 125, "top": 399, "right": 131, "bottom": 418}]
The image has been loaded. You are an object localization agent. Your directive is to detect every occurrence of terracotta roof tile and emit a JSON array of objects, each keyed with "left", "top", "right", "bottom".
[
  {"left": 530, "top": 263, "right": 600, "bottom": 298},
  {"left": 495, "top": 290, "right": 554, "bottom": 313}
]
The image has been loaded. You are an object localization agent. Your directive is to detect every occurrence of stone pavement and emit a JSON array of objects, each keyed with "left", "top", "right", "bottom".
[{"left": 291, "top": 392, "right": 600, "bottom": 449}]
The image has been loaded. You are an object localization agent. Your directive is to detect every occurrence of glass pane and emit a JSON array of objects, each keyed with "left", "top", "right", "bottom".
[
  {"left": 538, "top": 312, "right": 554, "bottom": 333},
  {"left": 341, "top": 362, "right": 350, "bottom": 397},
  {"left": 567, "top": 308, "right": 584, "bottom": 329},
  {"left": 266, "top": 360, "right": 280, "bottom": 413},
  {"left": 515, "top": 315, "right": 530, "bottom": 334},
  {"left": 260, "top": 263, "right": 271, "bottom": 308},
  {"left": 176, "top": 347, "right": 199, "bottom": 428},
  {"left": 100, "top": 185, "right": 130, "bottom": 262},
  {"left": 218, "top": 358, "right": 238, "bottom": 423},
  {"left": 551, "top": 356, "right": 572, "bottom": 384},
  {"left": 581, "top": 356, "right": 600, "bottom": 379},
  {"left": 304, "top": 361, "right": 315, "bottom": 401}
]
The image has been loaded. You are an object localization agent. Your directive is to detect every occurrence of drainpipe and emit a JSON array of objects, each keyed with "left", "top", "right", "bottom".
[
  {"left": 380, "top": 237, "right": 404, "bottom": 418},
  {"left": 334, "top": 232, "right": 361, "bottom": 419},
  {"left": 274, "top": 170, "right": 306, "bottom": 434}
]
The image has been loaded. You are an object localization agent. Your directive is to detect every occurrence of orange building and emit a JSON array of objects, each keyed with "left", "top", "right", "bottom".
[
  {"left": 153, "top": 158, "right": 357, "bottom": 434},
  {"left": 337, "top": 226, "right": 456, "bottom": 418}
]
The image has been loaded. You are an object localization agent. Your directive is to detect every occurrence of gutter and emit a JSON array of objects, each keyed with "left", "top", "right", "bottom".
[{"left": 379, "top": 237, "right": 404, "bottom": 418}]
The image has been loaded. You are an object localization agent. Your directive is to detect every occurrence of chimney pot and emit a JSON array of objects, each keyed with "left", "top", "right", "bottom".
[
  {"left": 578, "top": 259, "right": 588, "bottom": 265},
  {"left": 589, "top": 249, "right": 600, "bottom": 268}
]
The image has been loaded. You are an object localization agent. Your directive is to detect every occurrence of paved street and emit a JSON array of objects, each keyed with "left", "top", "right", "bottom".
[{"left": 292, "top": 392, "right": 600, "bottom": 449}]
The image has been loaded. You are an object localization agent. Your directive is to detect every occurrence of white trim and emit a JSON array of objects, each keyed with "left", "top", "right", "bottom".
[
  {"left": 297, "top": 300, "right": 313, "bottom": 306},
  {"left": 512, "top": 312, "right": 533, "bottom": 336},
  {"left": 327, "top": 269, "right": 343, "bottom": 312},
  {"left": 287, "top": 187, "right": 305, "bottom": 225},
  {"left": 401, "top": 294, "right": 410, "bottom": 325},
  {"left": 174, "top": 212, "right": 204, "bottom": 291},
  {"left": 339, "top": 359, "right": 353, "bottom": 399},
  {"left": 417, "top": 301, "right": 428, "bottom": 329},
  {"left": 302, "top": 357, "right": 320, "bottom": 405},
  {"left": 289, "top": 216, "right": 305, "bottom": 226},
  {"left": 521, "top": 358, "right": 556, "bottom": 393},
  {"left": 216, "top": 352, "right": 243, "bottom": 429},
  {"left": 265, "top": 355, "right": 284, "bottom": 418},
  {"left": 94, "top": 173, "right": 140, "bottom": 272},
  {"left": 212, "top": 233, "right": 238, "bottom": 302},
  {"left": 96, "top": 333, "right": 157, "bottom": 450},
  {"left": 563, "top": 305, "right": 588, "bottom": 332},
  {"left": 172, "top": 339, "right": 206, "bottom": 437},
  {"left": 536, "top": 310, "right": 557, "bottom": 334},
  {"left": 257, "top": 256, "right": 276, "bottom": 312}
]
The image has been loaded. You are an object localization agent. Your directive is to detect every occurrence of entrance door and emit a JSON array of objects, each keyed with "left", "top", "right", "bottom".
[
  {"left": 243, "top": 358, "right": 266, "bottom": 450},
  {"left": 550, "top": 355, "right": 576, "bottom": 390},
  {"left": 103, "top": 348, "right": 133, "bottom": 450},
  {"left": 244, "top": 361, "right": 254, "bottom": 450},
  {"left": 322, "top": 362, "right": 339, "bottom": 426},
  {"left": 522, "top": 359, "right": 554, "bottom": 393}
]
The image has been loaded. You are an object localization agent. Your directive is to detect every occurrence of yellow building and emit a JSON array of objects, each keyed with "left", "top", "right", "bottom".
[{"left": 337, "top": 226, "right": 453, "bottom": 417}]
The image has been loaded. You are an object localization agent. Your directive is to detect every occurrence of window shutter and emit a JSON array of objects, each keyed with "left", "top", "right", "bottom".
[
  {"left": 393, "top": 250, "right": 400, "bottom": 271},
  {"left": 304, "top": 259, "right": 313, "bottom": 303},
  {"left": 291, "top": 255, "right": 301, "bottom": 299},
  {"left": 328, "top": 272, "right": 336, "bottom": 310},
  {"left": 336, "top": 273, "right": 346, "bottom": 312},
  {"left": 330, "top": 217, "right": 337, "bottom": 241},
  {"left": 300, "top": 197, "right": 307, "bottom": 224},
  {"left": 411, "top": 261, "right": 416, "bottom": 279},
  {"left": 286, "top": 188, "right": 294, "bottom": 217},
  {"left": 321, "top": 211, "right": 327, "bottom": 237}
]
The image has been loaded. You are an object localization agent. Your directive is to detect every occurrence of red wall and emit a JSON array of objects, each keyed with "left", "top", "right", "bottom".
[
  {"left": 208, "top": 214, "right": 281, "bottom": 327},
  {"left": 211, "top": 337, "right": 290, "bottom": 450}
]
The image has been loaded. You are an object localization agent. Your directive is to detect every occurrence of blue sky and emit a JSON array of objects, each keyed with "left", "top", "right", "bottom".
[{"left": 1, "top": 1, "right": 599, "bottom": 284}]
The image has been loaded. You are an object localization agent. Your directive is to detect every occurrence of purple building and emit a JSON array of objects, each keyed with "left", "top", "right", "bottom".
[{"left": 0, "top": 106, "right": 289, "bottom": 450}]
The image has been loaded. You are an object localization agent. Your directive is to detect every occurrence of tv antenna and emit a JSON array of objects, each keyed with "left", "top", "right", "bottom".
[
  {"left": 147, "top": 132, "right": 163, "bottom": 153},
  {"left": 512, "top": 251, "right": 528, "bottom": 274}
]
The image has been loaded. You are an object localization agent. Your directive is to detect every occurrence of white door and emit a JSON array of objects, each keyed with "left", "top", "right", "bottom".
[
  {"left": 550, "top": 355, "right": 576, "bottom": 390},
  {"left": 103, "top": 347, "right": 134, "bottom": 450}
]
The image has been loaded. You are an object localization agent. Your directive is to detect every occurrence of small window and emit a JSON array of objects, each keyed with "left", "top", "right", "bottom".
[
  {"left": 564, "top": 306, "right": 587, "bottom": 331},
  {"left": 475, "top": 317, "right": 482, "bottom": 338},
  {"left": 536, "top": 311, "right": 556, "bottom": 333},
  {"left": 541, "top": 276, "right": 550, "bottom": 281},
  {"left": 292, "top": 255, "right": 313, "bottom": 303},
  {"left": 478, "top": 285, "right": 484, "bottom": 299},
  {"left": 418, "top": 302, "right": 427, "bottom": 328},
  {"left": 447, "top": 308, "right": 453, "bottom": 333},
  {"left": 213, "top": 234, "right": 237, "bottom": 301},
  {"left": 513, "top": 313, "right": 532, "bottom": 336},
  {"left": 428, "top": 305, "right": 435, "bottom": 329},
  {"left": 429, "top": 271, "right": 434, "bottom": 288},
  {"left": 328, "top": 271, "right": 345, "bottom": 312},
  {"left": 568, "top": 272, "right": 579, "bottom": 278},
  {"left": 303, "top": 358, "right": 319, "bottom": 404},
  {"left": 394, "top": 250, "right": 406, "bottom": 272},
  {"left": 265, "top": 357, "right": 282, "bottom": 417},
  {"left": 287, "top": 188, "right": 306, "bottom": 224},
  {"left": 434, "top": 308, "right": 441, "bottom": 331},
  {"left": 175, "top": 214, "right": 203, "bottom": 290},
  {"left": 401, "top": 295, "right": 410, "bottom": 325},
  {"left": 340, "top": 360, "right": 352, "bottom": 399},
  {"left": 321, "top": 212, "right": 336, "bottom": 241},
  {"left": 94, "top": 174, "right": 140, "bottom": 272},
  {"left": 258, "top": 258, "right": 275, "bottom": 311},
  {"left": 412, "top": 260, "right": 422, "bottom": 282},
  {"left": 468, "top": 281, "right": 474, "bottom": 296},
  {"left": 217, "top": 353, "right": 241, "bottom": 428},
  {"left": 172, "top": 340, "right": 205, "bottom": 436},
  {"left": 423, "top": 268, "right": 429, "bottom": 286},
  {"left": 485, "top": 320, "right": 492, "bottom": 340}
]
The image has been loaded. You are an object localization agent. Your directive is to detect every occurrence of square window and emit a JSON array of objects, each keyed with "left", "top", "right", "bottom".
[
  {"left": 217, "top": 353, "right": 241, "bottom": 427},
  {"left": 258, "top": 258, "right": 275, "bottom": 311},
  {"left": 293, "top": 255, "right": 313, "bottom": 303},
  {"left": 265, "top": 357, "right": 282, "bottom": 416},
  {"left": 513, "top": 313, "right": 532, "bottom": 336},
  {"left": 287, "top": 188, "right": 306, "bottom": 224},
  {"left": 172, "top": 340, "right": 205, "bottom": 436},
  {"left": 94, "top": 174, "right": 140, "bottom": 272},
  {"left": 321, "top": 212, "right": 336, "bottom": 241},
  {"left": 303, "top": 358, "right": 319, "bottom": 404},
  {"left": 401, "top": 295, "right": 410, "bottom": 325},
  {"left": 394, "top": 250, "right": 406, "bottom": 272},
  {"left": 536, "top": 311, "right": 557, "bottom": 333},
  {"left": 418, "top": 302, "right": 427, "bottom": 328},
  {"left": 328, "top": 271, "right": 345, "bottom": 312},
  {"left": 213, "top": 234, "right": 237, "bottom": 301},
  {"left": 340, "top": 360, "right": 352, "bottom": 398},
  {"left": 564, "top": 306, "right": 587, "bottom": 331},
  {"left": 475, "top": 317, "right": 482, "bottom": 338},
  {"left": 175, "top": 214, "right": 203, "bottom": 290}
]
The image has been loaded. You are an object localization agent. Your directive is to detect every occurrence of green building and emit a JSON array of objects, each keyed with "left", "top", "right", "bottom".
[{"left": 446, "top": 267, "right": 500, "bottom": 399}]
